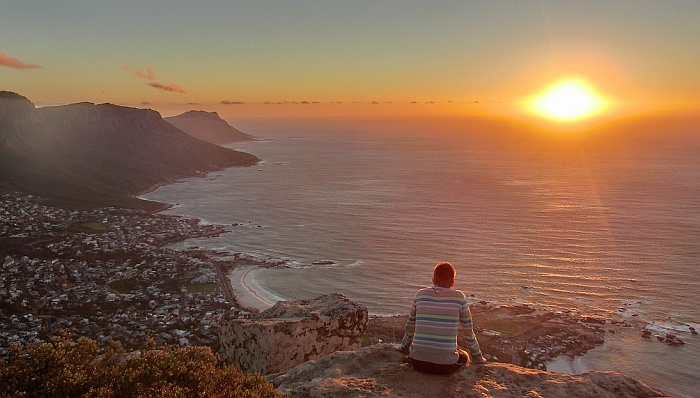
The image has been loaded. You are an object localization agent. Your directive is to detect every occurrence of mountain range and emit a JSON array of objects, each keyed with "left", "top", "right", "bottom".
[{"left": 0, "top": 91, "right": 259, "bottom": 210}]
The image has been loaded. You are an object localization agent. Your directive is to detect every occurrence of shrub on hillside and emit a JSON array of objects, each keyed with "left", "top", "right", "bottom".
[{"left": 0, "top": 335, "right": 280, "bottom": 397}]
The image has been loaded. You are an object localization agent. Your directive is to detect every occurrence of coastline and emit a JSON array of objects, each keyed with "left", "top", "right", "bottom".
[
  {"left": 135, "top": 174, "right": 201, "bottom": 213},
  {"left": 140, "top": 183, "right": 673, "bottom": 392},
  {"left": 139, "top": 196, "right": 681, "bottom": 396},
  {"left": 136, "top": 135, "right": 697, "bottom": 398},
  {"left": 227, "top": 266, "right": 284, "bottom": 311}
]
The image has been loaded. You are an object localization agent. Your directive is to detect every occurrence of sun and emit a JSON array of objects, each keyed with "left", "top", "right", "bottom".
[{"left": 530, "top": 79, "right": 606, "bottom": 122}]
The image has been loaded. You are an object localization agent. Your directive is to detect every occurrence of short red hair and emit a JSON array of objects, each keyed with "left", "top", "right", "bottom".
[{"left": 433, "top": 262, "right": 456, "bottom": 287}]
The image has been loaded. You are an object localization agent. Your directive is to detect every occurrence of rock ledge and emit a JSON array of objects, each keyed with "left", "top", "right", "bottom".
[
  {"left": 270, "top": 343, "right": 668, "bottom": 398},
  {"left": 219, "top": 293, "right": 368, "bottom": 375}
]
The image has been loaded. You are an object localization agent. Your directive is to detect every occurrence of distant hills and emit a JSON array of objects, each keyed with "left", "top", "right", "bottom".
[
  {"left": 165, "top": 110, "right": 255, "bottom": 144},
  {"left": 0, "top": 91, "right": 259, "bottom": 210}
]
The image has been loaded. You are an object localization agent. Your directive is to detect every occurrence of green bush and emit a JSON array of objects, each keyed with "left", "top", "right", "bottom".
[{"left": 0, "top": 336, "right": 281, "bottom": 398}]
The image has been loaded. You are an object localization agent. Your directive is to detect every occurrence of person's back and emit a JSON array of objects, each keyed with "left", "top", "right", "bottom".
[{"left": 400, "top": 262, "right": 485, "bottom": 374}]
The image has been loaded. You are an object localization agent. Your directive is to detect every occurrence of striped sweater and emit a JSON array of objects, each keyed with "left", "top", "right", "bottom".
[{"left": 401, "top": 286, "right": 483, "bottom": 365}]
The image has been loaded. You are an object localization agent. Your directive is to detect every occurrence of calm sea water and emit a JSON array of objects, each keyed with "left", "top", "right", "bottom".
[{"left": 146, "top": 117, "right": 699, "bottom": 397}]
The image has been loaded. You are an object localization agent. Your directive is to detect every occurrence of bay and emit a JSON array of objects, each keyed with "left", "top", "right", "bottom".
[{"left": 145, "top": 117, "right": 700, "bottom": 397}]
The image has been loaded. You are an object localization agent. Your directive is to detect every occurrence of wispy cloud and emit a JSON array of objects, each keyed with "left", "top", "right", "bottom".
[
  {"left": 123, "top": 63, "right": 187, "bottom": 94},
  {"left": 135, "top": 66, "right": 156, "bottom": 80},
  {"left": 221, "top": 100, "right": 245, "bottom": 105},
  {"left": 0, "top": 52, "right": 41, "bottom": 70},
  {"left": 148, "top": 82, "right": 187, "bottom": 93},
  {"left": 123, "top": 64, "right": 155, "bottom": 80}
]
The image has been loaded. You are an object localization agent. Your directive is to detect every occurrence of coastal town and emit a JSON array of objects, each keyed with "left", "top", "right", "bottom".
[{"left": 0, "top": 192, "right": 246, "bottom": 355}]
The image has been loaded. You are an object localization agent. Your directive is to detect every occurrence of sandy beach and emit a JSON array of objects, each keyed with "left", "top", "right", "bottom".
[{"left": 228, "top": 266, "right": 284, "bottom": 311}]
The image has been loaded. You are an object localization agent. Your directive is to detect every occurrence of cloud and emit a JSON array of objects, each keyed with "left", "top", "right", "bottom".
[
  {"left": 137, "top": 66, "right": 156, "bottom": 80},
  {"left": 148, "top": 82, "right": 187, "bottom": 93},
  {"left": 0, "top": 52, "right": 41, "bottom": 70},
  {"left": 124, "top": 63, "right": 187, "bottom": 94},
  {"left": 220, "top": 100, "right": 245, "bottom": 105},
  {"left": 123, "top": 64, "right": 156, "bottom": 80}
]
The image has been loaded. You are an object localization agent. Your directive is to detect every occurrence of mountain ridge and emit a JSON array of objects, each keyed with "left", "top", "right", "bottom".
[
  {"left": 0, "top": 92, "right": 259, "bottom": 210},
  {"left": 165, "top": 110, "right": 255, "bottom": 144}
]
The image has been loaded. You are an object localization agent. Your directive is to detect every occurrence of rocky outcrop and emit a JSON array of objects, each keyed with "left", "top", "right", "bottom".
[
  {"left": 165, "top": 110, "right": 255, "bottom": 144},
  {"left": 218, "top": 293, "right": 368, "bottom": 375},
  {"left": 270, "top": 344, "right": 668, "bottom": 398}
]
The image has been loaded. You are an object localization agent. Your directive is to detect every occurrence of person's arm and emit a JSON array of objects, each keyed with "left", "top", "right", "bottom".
[
  {"left": 459, "top": 302, "right": 486, "bottom": 363},
  {"left": 399, "top": 301, "right": 417, "bottom": 353}
]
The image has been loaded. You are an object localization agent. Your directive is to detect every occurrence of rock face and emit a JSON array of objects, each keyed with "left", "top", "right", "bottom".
[
  {"left": 270, "top": 344, "right": 668, "bottom": 398},
  {"left": 165, "top": 110, "right": 255, "bottom": 144},
  {"left": 0, "top": 91, "right": 259, "bottom": 209},
  {"left": 218, "top": 293, "right": 368, "bottom": 375}
]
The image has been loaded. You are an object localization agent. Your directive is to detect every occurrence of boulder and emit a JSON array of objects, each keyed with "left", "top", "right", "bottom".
[{"left": 218, "top": 293, "right": 368, "bottom": 375}]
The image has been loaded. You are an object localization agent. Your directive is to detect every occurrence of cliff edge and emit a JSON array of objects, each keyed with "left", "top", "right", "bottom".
[
  {"left": 270, "top": 343, "right": 668, "bottom": 398},
  {"left": 218, "top": 294, "right": 667, "bottom": 397}
]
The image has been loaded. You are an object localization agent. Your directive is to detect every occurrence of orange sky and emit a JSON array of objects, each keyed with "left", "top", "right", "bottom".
[{"left": 2, "top": 1, "right": 699, "bottom": 122}]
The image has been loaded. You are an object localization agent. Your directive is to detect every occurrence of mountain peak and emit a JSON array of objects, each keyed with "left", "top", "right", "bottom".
[
  {"left": 0, "top": 91, "right": 35, "bottom": 117},
  {"left": 165, "top": 110, "right": 254, "bottom": 145},
  {"left": 0, "top": 91, "right": 33, "bottom": 102}
]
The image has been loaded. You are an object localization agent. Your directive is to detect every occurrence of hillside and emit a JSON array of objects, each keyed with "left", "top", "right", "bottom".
[
  {"left": 0, "top": 92, "right": 259, "bottom": 210},
  {"left": 165, "top": 110, "right": 255, "bottom": 144}
]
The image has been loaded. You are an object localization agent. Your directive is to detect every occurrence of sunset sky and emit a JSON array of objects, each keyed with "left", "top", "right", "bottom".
[{"left": 2, "top": 1, "right": 699, "bottom": 119}]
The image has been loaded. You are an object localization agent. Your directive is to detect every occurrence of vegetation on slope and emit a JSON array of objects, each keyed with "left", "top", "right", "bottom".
[{"left": 0, "top": 335, "right": 280, "bottom": 398}]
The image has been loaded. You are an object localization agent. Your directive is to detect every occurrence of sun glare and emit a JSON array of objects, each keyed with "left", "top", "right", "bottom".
[{"left": 530, "top": 79, "right": 606, "bottom": 122}]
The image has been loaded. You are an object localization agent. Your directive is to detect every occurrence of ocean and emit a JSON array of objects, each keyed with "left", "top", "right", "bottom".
[{"left": 145, "top": 116, "right": 699, "bottom": 397}]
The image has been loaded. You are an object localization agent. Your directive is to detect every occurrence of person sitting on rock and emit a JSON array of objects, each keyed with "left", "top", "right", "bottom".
[{"left": 399, "top": 261, "right": 486, "bottom": 374}]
